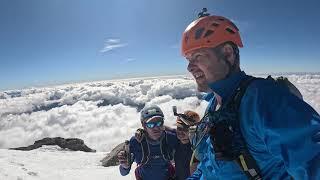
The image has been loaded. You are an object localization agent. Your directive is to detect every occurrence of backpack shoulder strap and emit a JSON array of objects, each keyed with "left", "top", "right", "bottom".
[
  {"left": 139, "top": 136, "right": 150, "bottom": 166},
  {"left": 160, "top": 131, "right": 174, "bottom": 161},
  {"left": 232, "top": 76, "right": 259, "bottom": 108},
  {"left": 229, "top": 76, "right": 263, "bottom": 180},
  {"left": 134, "top": 128, "right": 150, "bottom": 166}
]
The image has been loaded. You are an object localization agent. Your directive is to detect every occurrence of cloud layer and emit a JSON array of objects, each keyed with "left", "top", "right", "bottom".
[
  {"left": 0, "top": 74, "right": 319, "bottom": 152},
  {"left": 0, "top": 76, "right": 206, "bottom": 151}
]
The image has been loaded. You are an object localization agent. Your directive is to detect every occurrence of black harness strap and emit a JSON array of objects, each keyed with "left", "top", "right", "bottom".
[
  {"left": 231, "top": 76, "right": 262, "bottom": 180},
  {"left": 139, "top": 131, "right": 173, "bottom": 166},
  {"left": 160, "top": 131, "right": 174, "bottom": 161},
  {"left": 140, "top": 136, "right": 150, "bottom": 166}
]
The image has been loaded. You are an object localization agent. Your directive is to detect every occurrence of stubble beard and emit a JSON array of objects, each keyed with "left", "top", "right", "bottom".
[{"left": 196, "top": 78, "right": 210, "bottom": 93}]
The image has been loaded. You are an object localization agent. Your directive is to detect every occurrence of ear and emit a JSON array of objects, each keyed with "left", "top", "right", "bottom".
[{"left": 222, "top": 44, "right": 236, "bottom": 65}]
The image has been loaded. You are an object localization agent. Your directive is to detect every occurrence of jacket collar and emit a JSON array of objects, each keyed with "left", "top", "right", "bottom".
[{"left": 206, "top": 71, "right": 247, "bottom": 104}]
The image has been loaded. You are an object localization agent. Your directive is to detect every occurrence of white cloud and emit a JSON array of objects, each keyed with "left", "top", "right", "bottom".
[
  {"left": 0, "top": 74, "right": 319, "bottom": 152},
  {"left": 125, "top": 58, "right": 135, "bottom": 62},
  {"left": 106, "top": 39, "right": 120, "bottom": 43},
  {"left": 100, "top": 38, "right": 128, "bottom": 53}
]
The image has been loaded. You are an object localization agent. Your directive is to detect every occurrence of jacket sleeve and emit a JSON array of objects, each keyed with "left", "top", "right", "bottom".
[
  {"left": 240, "top": 80, "right": 320, "bottom": 179},
  {"left": 119, "top": 165, "right": 131, "bottom": 176}
]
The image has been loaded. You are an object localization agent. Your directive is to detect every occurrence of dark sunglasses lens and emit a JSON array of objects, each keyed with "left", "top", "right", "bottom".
[
  {"left": 156, "top": 121, "right": 163, "bottom": 127},
  {"left": 146, "top": 123, "right": 155, "bottom": 128},
  {"left": 146, "top": 121, "right": 163, "bottom": 128}
]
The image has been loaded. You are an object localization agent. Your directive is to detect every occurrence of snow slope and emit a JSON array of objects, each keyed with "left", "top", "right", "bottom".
[{"left": 0, "top": 146, "right": 135, "bottom": 180}]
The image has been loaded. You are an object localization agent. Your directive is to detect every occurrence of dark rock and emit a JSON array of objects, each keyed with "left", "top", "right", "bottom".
[
  {"left": 10, "top": 137, "right": 96, "bottom": 152},
  {"left": 100, "top": 142, "right": 125, "bottom": 167}
]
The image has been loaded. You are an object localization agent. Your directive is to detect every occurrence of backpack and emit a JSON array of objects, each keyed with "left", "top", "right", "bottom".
[
  {"left": 265, "top": 75, "right": 302, "bottom": 100},
  {"left": 208, "top": 75, "right": 301, "bottom": 180},
  {"left": 134, "top": 129, "right": 174, "bottom": 166}
]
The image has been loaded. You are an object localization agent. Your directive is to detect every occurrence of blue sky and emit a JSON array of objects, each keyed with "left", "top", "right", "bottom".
[{"left": 1, "top": 0, "right": 320, "bottom": 90}]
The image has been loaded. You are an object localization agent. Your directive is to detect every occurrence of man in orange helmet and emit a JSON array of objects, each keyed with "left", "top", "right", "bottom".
[{"left": 181, "top": 9, "right": 320, "bottom": 180}]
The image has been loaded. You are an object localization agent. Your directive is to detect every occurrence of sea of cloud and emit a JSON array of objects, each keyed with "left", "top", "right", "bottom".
[
  {"left": 0, "top": 74, "right": 319, "bottom": 152},
  {"left": 0, "top": 76, "right": 207, "bottom": 152}
]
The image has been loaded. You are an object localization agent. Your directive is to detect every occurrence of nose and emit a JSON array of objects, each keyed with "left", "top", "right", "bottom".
[
  {"left": 187, "top": 62, "right": 195, "bottom": 72},
  {"left": 152, "top": 126, "right": 161, "bottom": 131},
  {"left": 177, "top": 131, "right": 185, "bottom": 137}
]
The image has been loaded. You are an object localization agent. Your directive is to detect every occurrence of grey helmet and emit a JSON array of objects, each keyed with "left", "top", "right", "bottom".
[{"left": 140, "top": 105, "right": 164, "bottom": 122}]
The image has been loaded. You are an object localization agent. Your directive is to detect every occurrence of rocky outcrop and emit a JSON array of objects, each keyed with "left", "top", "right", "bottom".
[
  {"left": 10, "top": 137, "right": 96, "bottom": 152},
  {"left": 100, "top": 142, "right": 125, "bottom": 167}
]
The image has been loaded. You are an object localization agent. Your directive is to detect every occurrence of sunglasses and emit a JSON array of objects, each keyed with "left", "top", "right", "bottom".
[{"left": 145, "top": 121, "right": 164, "bottom": 129}]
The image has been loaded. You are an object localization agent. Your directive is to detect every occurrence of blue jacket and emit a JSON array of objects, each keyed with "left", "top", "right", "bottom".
[
  {"left": 188, "top": 71, "right": 320, "bottom": 180},
  {"left": 119, "top": 130, "right": 178, "bottom": 180}
]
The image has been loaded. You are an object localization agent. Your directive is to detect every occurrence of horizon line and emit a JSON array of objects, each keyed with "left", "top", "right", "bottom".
[{"left": 1, "top": 71, "right": 320, "bottom": 92}]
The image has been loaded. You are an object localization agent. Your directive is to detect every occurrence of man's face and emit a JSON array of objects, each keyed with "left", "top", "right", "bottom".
[
  {"left": 143, "top": 117, "right": 164, "bottom": 140},
  {"left": 186, "top": 48, "right": 229, "bottom": 92},
  {"left": 176, "top": 126, "right": 189, "bottom": 144}
]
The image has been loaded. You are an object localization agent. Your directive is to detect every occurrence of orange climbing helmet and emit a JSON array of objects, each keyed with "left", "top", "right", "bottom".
[{"left": 181, "top": 14, "right": 243, "bottom": 57}]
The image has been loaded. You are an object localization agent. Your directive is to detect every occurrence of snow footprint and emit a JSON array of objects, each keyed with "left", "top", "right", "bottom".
[
  {"left": 27, "top": 172, "right": 38, "bottom": 176},
  {"left": 21, "top": 167, "right": 38, "bottom": 176}
]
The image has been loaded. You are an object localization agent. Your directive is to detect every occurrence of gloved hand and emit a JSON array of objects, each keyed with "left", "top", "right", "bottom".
[
  {"left": 117, "top": 150, "right": 130, "bottom": 169},
  {"left": 135, "top": 128, "right": 145, "bottom": 143}
]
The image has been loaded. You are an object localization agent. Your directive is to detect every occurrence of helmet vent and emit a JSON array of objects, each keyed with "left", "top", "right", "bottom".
[
  {"left": 211, "top": 22, "right": 220, "bottom": 27},
  {"left": 229, "top": 22, "right": 239, "bottom": 31},
  {"left": 218, "top": 18, "right": 225, "bottom": 21},
  {"left": 195, "top": 28, "right": 205, "bottom": 40},
  {"left": 225, "top": 27, "right": 235, "bottom": 34},
  {"left": 204, "top": 30, "right": 214, "bottom": 38}
]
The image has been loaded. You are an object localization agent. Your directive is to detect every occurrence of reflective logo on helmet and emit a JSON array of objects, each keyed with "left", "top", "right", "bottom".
[{"left": 147, "top": 109, "right": 157, "bottom": 114}]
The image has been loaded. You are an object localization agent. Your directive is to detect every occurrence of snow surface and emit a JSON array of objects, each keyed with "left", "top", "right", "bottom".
[
  {"left": 0, "top": 74, "right": 319, "bottom": 179},
  {"left": 0, "top": 146, "right": 135, "bottom": 180}
]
